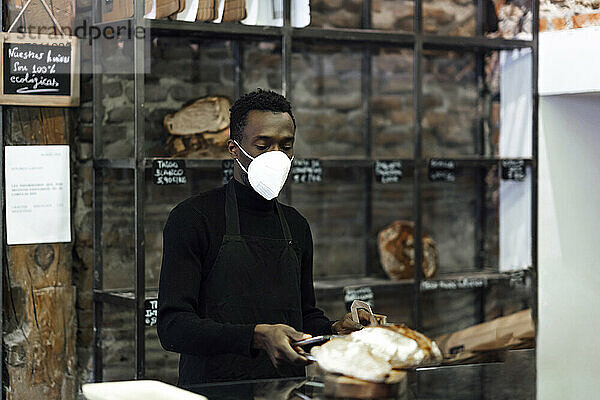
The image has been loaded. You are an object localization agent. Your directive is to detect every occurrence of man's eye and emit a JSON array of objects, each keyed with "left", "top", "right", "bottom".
[
  {"left": 256, "top": 145, "right": 269, "bottom": 150},
  {"left": 283, "top": 146, "right": 293, "bottom": 151}
]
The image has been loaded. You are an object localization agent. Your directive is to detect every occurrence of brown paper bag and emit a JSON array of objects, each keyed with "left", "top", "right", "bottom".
[
  {"left": 197, "top": 0, "right": 216, "bottom": 21},
  {"left": 155, "top": 0, "right": 180, "bottom": 18},
  {"left": 222, "top": 0, "right": 246, "bottom": 22},
  {"left": 435, "top": 309, "right": 535, "bottom": 357}
]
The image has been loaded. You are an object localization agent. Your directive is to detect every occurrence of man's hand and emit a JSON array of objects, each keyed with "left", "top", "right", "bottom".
[
  {"left": 252, "top": 324, "right": 312, "bottom": 369},
  {"left": 331, "top": 309, "right": 374, "bottom": 335}
]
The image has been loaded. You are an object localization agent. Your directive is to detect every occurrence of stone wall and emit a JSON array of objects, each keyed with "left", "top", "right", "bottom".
[
  {"left": 310, "top": 0, "right": 534, "bottom": 38},
  {"left": 539, "top": 0, "right": 600, "bottom": 31}
]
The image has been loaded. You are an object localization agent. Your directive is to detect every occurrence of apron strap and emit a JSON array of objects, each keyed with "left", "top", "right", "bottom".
[
  {"left": 226, "top": 179, "right": 293, "bottom": 242},
  {"left": 275, "top": 201, "right": 293, "bottom": 241},
  {"left": 225, "top": 180, "right": 241, "bottom": 235}
]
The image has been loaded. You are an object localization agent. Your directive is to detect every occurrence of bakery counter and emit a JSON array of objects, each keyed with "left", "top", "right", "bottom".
[{"left": 183, "top": 349, "right": 535, "bottom": 400}]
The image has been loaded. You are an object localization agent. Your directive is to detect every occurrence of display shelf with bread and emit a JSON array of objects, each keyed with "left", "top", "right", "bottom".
[
  {"left": 91, "top": 0, "right": 538, "bottom": 382},
  {"left": 92, "top": 270, "right": 520, "bottom": 316},
  {"left": 91, "top": 17, "right": 534, "bottom": 51},
  {"left": 93, "top": 156, "right": 532, "bottom": 170}
]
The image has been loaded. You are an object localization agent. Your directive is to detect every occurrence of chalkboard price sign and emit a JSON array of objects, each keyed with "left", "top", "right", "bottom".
[
  {"left": 0, "top": 33, "right": 79, "bottom": 106},
  {"left": 344, "top": 286, "right": 374, "bottom": 311},
  {"left": 291, "top": 159, "right": 322, "bottom": 184},
  {"left": 428, "top": 159, "right": 456, "bottom": 182},
  {"left": 144, "top": 299, "right": 158, "bottom": 327},
  {"left": 222, "top": 160, "right": 234, "bottom": 184},
  {"left": 501, "top": 159, "right": 526, "bottom": 181},
  {"left": 152, "top": 160, "right": 187, "bottom": 185},
  {"left": 375, "top": 160, "right": 403, "bottom": 184}
]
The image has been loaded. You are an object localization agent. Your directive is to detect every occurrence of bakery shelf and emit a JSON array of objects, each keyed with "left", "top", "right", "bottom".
[
  {"left": 91, "top": 0, "right": 538, "bottom": 380},
  {"left": 422, "top": 35, "right": 533, "bottom": 51},
  {"left": 313, "top": 271, "right": 516, "bottom": 296},
  {"left": 94, "top": 288, "right": 159, "bottom": 308},
  {"left": 93, "top": 271, "right": 515, "bottom": 306},
  {"left": 314, "top": 276, "right": 414, "bottom": 295},
  {"left": 92, "top": 157, "right": 532, "bottom": 170},
  {"left": 419, "top": 271, "right": 512, "bottom": 292},
  {"left": 291, "top": 27, "right": 414, "bottom": 46},
  {"left": 149, "top": 19, "right": 282, "bottom": 39},
  {"left": 145, "top": 19, "right": 533, "bottom": 51}
]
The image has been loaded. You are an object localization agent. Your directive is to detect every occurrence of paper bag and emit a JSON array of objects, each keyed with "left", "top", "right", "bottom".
[{"left": 435, "top": 309, "right": 535, "bottom": 357}]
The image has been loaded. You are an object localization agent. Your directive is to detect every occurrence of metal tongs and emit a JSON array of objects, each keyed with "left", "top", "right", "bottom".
[
  {"left": 292, "top": 300, "right": 387, "bottom": 362},
  {"left": 291, "top": 335, "right": 341, "bottom": 362}
]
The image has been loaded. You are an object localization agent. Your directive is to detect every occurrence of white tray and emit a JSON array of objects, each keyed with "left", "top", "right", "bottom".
[{"left": 82, "top": 380, "right": 208, "bottom": 400}]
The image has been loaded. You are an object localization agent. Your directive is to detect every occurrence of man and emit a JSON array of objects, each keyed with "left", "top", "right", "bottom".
[{"left": 158, "top": 89, "right": 366, "bottom": 385}]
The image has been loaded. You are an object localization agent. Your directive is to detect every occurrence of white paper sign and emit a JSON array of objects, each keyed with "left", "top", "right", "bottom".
[{"left": 5, "top": 145, "right": 71, "bottom": 245}]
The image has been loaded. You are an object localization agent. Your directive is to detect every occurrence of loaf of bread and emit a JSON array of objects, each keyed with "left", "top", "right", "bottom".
[
  {"left": 378, "top": 220, "right": 438, "bottom": 280},
  {"left": 163, "top": 96, "right": 231, "bottom": 136},
  {"left": 311, "top": 325, "right": 442, "bottom": 382}
]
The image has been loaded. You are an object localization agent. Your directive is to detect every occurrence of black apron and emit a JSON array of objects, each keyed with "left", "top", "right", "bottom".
[{"left": 179, "top": 181, "right": 305, "bottom": 385}]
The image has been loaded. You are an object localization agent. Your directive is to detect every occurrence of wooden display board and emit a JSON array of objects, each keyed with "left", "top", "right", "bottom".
[{"left": 0, "top": 32, "right": 79, "bottom": 106}]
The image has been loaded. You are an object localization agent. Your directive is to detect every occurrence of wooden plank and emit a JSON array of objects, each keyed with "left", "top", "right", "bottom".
[
  {"left": 5, "top": 245, "right": 77, "bottom": 399},
  {"left": 2, "top": 6, "right": 76, "bottom": 389}
]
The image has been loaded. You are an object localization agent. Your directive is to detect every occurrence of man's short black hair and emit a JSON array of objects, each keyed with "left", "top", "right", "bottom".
[{"left": 229, "top": 88, "right": 296, "bottom": 142}]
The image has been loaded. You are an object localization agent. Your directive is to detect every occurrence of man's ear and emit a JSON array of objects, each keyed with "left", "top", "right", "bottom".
[{"left": 227, "top": 139, "right": 238, "bottom": 159}]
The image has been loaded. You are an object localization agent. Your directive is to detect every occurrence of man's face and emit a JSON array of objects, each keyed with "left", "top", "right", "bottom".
[{"left": 229, "top": 110, "right": 295, "bottom": 176}]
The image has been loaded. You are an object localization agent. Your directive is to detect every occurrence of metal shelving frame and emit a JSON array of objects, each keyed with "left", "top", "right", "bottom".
[
  {"left": 91, "top": 0, "right": 539, "bottom": 379},
  {"left": 0, "top": 4, "right": 4, "bottom": 390}
]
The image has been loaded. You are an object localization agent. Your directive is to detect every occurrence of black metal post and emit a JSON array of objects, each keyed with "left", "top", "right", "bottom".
[
  {"left": 362, "top": 0, "right": 372, "bottom": 276},
  {"left": 0, "top": 90, "right": 3, "bottom": 400},
  {"left": 474, "top": 0, "right": 488, "bottom": 324},
  {"left": 413, "top": 0, "right": 424, "bottom": 331},
  {"left": 282, "top": 0, "right": 293, "bottom": 204},
  {"left": 92, "top": 169, "right": 104, "bottom": 382},
  {"left": 91, "top": 0, "right": 104, "bottom": 379},
  {"left": 0, "top": 2, "right": 4, "bottom": 394},
  {"left": 282, "top": 0, "right": 292, "bottom": 98},
  {"left": 531, "top": 0, "right": 539, "bottom": 328},
  {"left": 134, "top": 0, "right": 147, "bottom": 379},
  {"left": 0, "top": 3, "right": 4, "bottom": 393}
]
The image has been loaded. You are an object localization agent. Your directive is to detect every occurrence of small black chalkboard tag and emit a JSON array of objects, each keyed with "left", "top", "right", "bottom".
[
  {"left": 501, "top": 159, "right": 526, "bottom": 181},
  {"left": 152, "top": 160, "right": 187, "bottom": 185},
  {"left": 222, "top": 160, "right": 234, "bottom": 184},
  {"left": 344, "top": 286, "right": 374, "bottom": 312},
  {"left": 0, "top": 33, "right": 80, "bottom": 106},
  {"left": 291, "top": 159, "right": 322, "bottom": 184},
  {"left": 375, "top": 160, "right": 403, "bottom": 184},
  {"left": 428, "top": 159, "right": 456, "bottom": 182},
  {"left": 144, "top": 299, "right": 158, "bottom": 327}
]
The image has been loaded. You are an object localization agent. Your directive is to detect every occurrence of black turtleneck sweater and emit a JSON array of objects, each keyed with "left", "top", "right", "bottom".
[{"left": 157, "top": 179, "right": 333, "bottom": 360}]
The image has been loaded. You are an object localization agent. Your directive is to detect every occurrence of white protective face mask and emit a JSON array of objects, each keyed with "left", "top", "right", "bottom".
[{"left": 234, "top": 140, "right": 294, "bottom": 200}]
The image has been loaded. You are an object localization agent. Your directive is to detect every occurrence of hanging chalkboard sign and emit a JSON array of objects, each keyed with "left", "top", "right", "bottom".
[
  {"left": 344, "top": 286, "right": 374, "bottom": 311},
  {"left": 428, "top": 159, "right": 456, "bottom": 182},
  {"left": 222, "top": 160, "right": 234, "bottom": 184},
  {"left": 375, "top": 160, "right": 403, "bottom": 184},
  {"left": 0, "top": 33, "right": 79, "bottom": 106},
  {"left": 291, "top": 159, "right": 322, "bottom": 184},
  {"left": 144, "top": 299, "right": 158, "bottom": 327},
  {"left": 501, "top": 159, "right": 526, "bottom": 181},
  {"left": 152, "top": 160, "right": 187, "bottom": 185}
]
